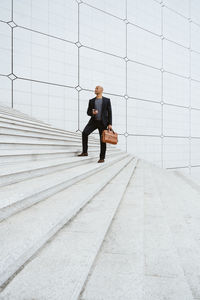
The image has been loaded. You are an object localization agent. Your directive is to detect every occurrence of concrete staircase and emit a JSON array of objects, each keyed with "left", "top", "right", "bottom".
[
  {"left": 0, "top": 105, "right": 138, "bottom": 298},
  {"left": 1, "top": 105, "right": 200, "bottom": 299}
]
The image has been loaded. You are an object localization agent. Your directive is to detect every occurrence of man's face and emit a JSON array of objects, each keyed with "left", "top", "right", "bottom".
[{"left": 95, "top": 86, "right": 103, "bottom": 95}]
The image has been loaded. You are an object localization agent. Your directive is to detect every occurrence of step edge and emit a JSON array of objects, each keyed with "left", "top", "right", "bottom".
[
  {"left": 0, "top": 155, "right": 135, "bottom": 289},
  {"left": 0, "top": 125, "right": 99, "bottom": 142},
  {"left": 0, "top": 152, "right": 122, "bottom": 187},
  {"left": 78, "top": 158, "right": 138, "bottom": 299},
  {"left": 0, "top": 153, "right": 129, "bottom": 222},
  {"left": 0, "top": 115, "right": 101, "bottom": 140}
]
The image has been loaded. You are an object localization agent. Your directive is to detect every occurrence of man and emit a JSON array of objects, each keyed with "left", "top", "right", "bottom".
[{"left": 78, "top": 86, "right": 112, "bottom": 163}]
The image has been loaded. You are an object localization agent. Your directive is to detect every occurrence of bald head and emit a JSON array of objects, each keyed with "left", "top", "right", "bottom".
[{"left": 95, "top": 86, "right": 103, "bottom": 97}]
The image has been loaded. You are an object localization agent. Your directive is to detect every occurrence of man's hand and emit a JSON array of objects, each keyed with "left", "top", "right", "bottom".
[
  {"left": 108, "top": 124, "right": 112, "bottom": 130},
  {"left": 92, "top": 109, "right": 98, "bottom": 115}
]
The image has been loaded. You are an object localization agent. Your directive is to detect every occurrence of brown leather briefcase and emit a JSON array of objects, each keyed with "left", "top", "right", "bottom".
[{"left": 101, "top": 129, "right": 118, "bottom": 145}]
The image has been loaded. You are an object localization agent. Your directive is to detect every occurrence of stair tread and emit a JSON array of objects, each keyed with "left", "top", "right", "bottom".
[
  {"left": 0, "top": 148, "right": 120, "bottom": 157},
  {"left": 0, "top": 129, "right": 100, "bottom": 145},
  {"left": 150, "top": 164, "right": 200, "bottom": 299},
  {"left": 0, "top": 155, "right": 136, "bottom": 297},
  {"left": 0, "top": 150, "right": 120, "bottom": 176},
  {"left": 0, "top": 112, "right": 47, "bottom": 124},
  {"left": 0, "top": 133, "right": 98, "bottom": 144},
  {"left": 0, "top": 117, "right": 98, "bottom": 142},
  {"left": 0, "top": 134, "right": 115, "bottom": 148},
  {"left": 0, "top": 105, "right": 49, "bottom": 125},
  {"left": 0, "top": 114, "right": 102, "bottom": 142},
  {"left": 0, "top": 123, "right": 94, "bottom": 140},
  {"left": 0, "top": 149, "right": 79, "bottom": 156},
  {"left": 80, "top": 160, "right": 144, "bottom": 300},
  {"left": 0, "top": 114, "right": 113, "bottom": 144},
  {"left": 0, "top": 155, "right": 135, "bottom": 290},
  {"left": 0, "top": 140, "right": 101, "bottom": 147},
  {"left": 144, "top": 163, "right": 195, "bottom": 300},
  {"left": 0, "top": 105, "right": 50, "bottom": 121},
  {"left": 81, "top": 161, "right": 194, "bottom": 300},
  {"left": 0, "top": 153, "right": 127, "bottom": 210},
  {"left": 0, "top": 112, "right": 50, "bottom": 128}
]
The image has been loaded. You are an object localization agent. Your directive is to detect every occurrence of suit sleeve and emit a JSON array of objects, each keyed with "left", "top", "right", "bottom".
[
  {"left": 108, "top": 99, "right": 112, "bottom": 125},
  {"left": 87, "top": 100, "right": 93, "bottom": 117}
]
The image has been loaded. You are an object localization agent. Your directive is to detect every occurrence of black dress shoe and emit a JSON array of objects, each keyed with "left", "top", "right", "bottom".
[
  {"left": 98, "top": 159, "right": 105, "bottom": 163},
  {"left": 78, "top": 152, "right": 88, "bottom": 156}
]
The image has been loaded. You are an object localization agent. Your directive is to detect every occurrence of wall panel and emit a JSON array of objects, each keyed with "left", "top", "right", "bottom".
[{"left": 0, "top": 0, "right": 199, "bottom": 180}]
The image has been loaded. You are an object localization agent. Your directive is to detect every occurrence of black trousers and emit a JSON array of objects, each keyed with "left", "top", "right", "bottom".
[{"left": 82, "top": 120, "right": 107, "bottom": 159}]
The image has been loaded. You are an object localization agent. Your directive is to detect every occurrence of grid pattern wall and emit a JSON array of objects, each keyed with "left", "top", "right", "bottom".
[{"left": 0, "top": 0, "right": 200, "bottom": 179}]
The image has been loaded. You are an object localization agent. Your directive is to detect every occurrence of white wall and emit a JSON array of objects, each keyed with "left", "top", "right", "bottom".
[{"left": 0, "top": 0, "right": 200, "bottom": 178}]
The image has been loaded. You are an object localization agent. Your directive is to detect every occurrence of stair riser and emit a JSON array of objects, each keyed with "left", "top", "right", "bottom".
[
  {"left": 0, "top": 128, "right": 100, "bottom": 145},
  {"left": 0, "top": 155, "right": 134, "bottom": 289},
  {"left": 0, "top": 153, "right": 128, "bottom": 223},
  {"left": 0, "top": 152, "right": 78, "bottom": 164},
  {"left": 0, "top": 116, "right": 84, "bottom": 139},
  {"left": 0, "top": 105, "right": 45, "bottom": 119},
  {"left": 0, "top": 110, "right": 48, "bottom": 124},
  {"left": 0, "top": 134, "right": 101, "bottom": 146},
  {"left": 0, "top": 117, "right": 81, "bottom": 137},
  {"left": 0, "top": 116, "right": 98, "bottom": 142},
  {"left": 0, "top": 148, "right": 120, "bottom": 164},
  {"left": 0, "top": 113, "right": 49, "bottom": 128},
  {"left": 69, "top": 159, "right": 138, "bottom": 299},
  {"left": 0, "top": 143, "right": 102, "bottom": 150},
  {"left": 0, "top": 152, "right": 119, "bottom": 187},
  {"left": 0, "top": 120, "right": 96, "bottom": 140}
]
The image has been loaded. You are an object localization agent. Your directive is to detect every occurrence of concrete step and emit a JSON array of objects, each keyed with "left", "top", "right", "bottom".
[
  {"left": 0, "top": 133, "right": 101, "bottom": 146},
  {"left": 0, "top": 130, "right": 116, "bottom": 150},
  {"left": 0, "top": 152, "right": 128, "bottom": 222},
  {"left": 0, "top": 154, "right": 135, "bottom": 292},
  {"left": 0, "top": 148, "right": 121, "bottom": 164},
  {"left": 0, "top": 141, "right": 104, "bottom": 150},
  {"left": 0, "top": 109, "right": 50, "bottom": 128},
  {"left": 0, "top": 116, "right": 98, "bottom": 142},
  {"left": 80, "top": 160, "right": 145, "bottom": 300},
  {"left": 0, "top": 150, "right": 121, "bottom": 187},
  {"left": 0, "top": 133, "right": 116, "bottom": 152},
  {"left": 0, "top": 105, "right": 49, "bottom": 125},
  {"left": 152, "top": 166, "right": 200, "bottom": 299},
  {"left": 0, "top": 125, "right": 100, "bottom": 145},
  {"left": 144, "top": 162, "right": 194, "bottom": 300},
  {"left": 0, "top": 149, "right": 80, "bottom": 164},
  {"left": 0, "top": 112, "right": 113, "bottom": 146},
  {"left": 174, "top": 170, "right": 200, "bottom": 192},
  {"left": 0, "top": 114, "right": 100, "bottom": 143}
]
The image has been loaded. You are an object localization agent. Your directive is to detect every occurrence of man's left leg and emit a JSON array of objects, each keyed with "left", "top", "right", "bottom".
[{"left": 97, "top": 121, "right": 107, "bottom": 160}]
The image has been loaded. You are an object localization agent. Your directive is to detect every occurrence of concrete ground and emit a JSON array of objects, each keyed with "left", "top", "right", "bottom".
[{"left": 1, "top": 159, "right": 200, "bottom": 299}]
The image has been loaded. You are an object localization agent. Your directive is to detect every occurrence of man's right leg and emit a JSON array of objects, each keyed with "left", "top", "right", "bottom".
[{"left": 82, "top": 121, "right": 97, "bottom": 154}]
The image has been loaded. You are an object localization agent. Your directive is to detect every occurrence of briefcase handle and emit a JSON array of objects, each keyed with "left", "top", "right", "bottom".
[{"left": 107, "top": 128, "right": 116, "bottom": 134}]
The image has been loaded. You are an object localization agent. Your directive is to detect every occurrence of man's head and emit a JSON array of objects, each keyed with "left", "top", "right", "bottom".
[{"left": 95, "top": 86, "right": 103, "bottom": 97}]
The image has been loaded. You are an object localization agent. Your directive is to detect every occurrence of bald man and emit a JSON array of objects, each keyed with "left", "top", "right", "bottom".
[{"left": 78, "top": 86, "right": 112, "bottom": 163}]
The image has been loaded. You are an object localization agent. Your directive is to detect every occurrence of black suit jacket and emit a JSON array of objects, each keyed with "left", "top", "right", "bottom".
[{"left": 87, "top": 96, "right": 112, "bottom": 127}]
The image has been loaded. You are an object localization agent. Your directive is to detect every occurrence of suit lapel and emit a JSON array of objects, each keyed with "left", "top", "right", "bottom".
[
  {"left": 91, "top": 98, "right": 95, "bottom": 108},
  {"left": 102, "top": 96, "right": 105, "bottom": 111}
]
